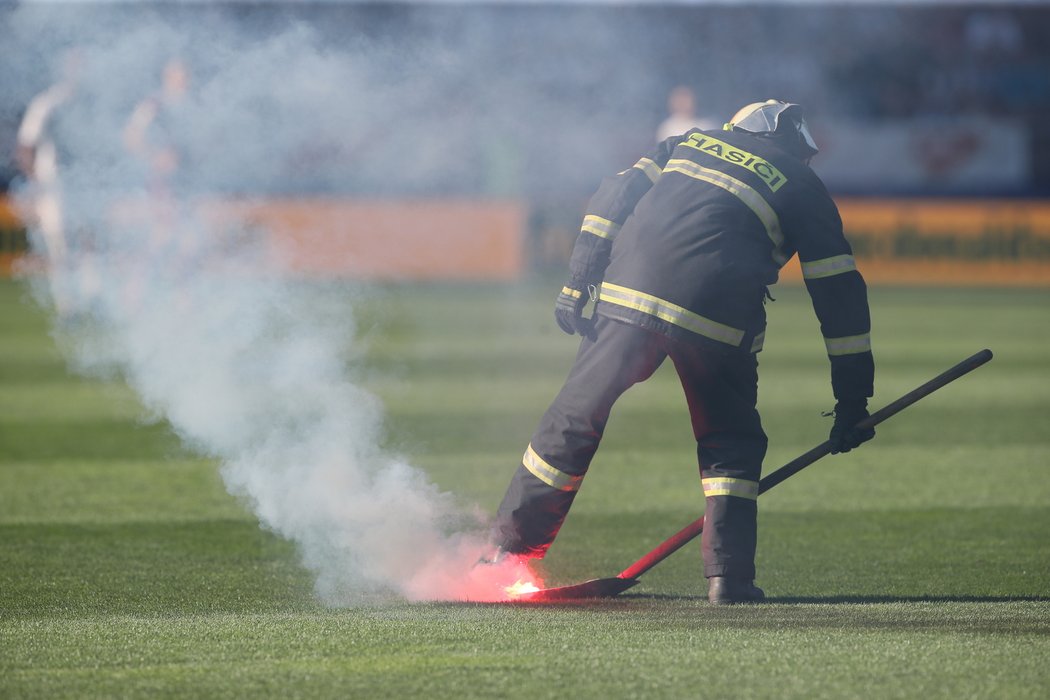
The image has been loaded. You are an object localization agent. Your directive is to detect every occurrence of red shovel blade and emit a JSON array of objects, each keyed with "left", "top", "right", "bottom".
[{"left": 512, "top": 576, "right": 639, "bottom": 602}]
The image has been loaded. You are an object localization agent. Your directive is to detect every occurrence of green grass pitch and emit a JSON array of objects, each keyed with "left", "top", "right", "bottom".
[{"left": 1, "top": 277, "right": 1049, "bottom": 698}]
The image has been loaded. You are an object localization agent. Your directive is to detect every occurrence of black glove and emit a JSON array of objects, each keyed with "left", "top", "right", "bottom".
[
  {"left": 554, "top": 284, "right": 595, "bottom": 337},
  {"left": 828, "top": 399, "right": 876, "bottom": 454}
]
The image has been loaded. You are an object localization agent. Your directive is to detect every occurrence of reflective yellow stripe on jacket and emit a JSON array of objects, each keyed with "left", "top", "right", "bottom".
[
  {"left": 801, "top": 254, "right": 857, "bottom": 280},
  {"left": 662, "top": 159, "right": 789, "bottom": 266},
  {"left": 599, "top": 282, "right": 746, "bottom": 347},
  {"left": 702, "top": 477, "right": 759, "bottom": 500},
  {"left": 561, "top": 286, "right": 583, "bottom": 299},
  {"left": 581, "top": 214, "right": 621, "bottom": 240},
  {"left": 681, "top": 132, "right": 788, "bottom": 192},
  {"left": 633, "top": 157, "right": 662, "bottom": 184},
  {"left": 522, "top": 444, "right": 583, "bottom": 492}
]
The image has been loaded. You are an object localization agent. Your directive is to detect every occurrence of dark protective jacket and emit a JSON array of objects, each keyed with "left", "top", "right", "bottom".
[{"left": 567, "top": 127, "right": 873, "bottom": 400}]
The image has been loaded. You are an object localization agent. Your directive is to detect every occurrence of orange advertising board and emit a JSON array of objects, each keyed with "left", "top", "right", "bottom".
[
  {"left": 0, "top": 196, "right": 27, "bottom": 276},
  {"left": 106, "top": 196, "right": 527, "bottom": 281},
  {"left": 205, "top": 198, "right": 527, "bottom": 281},
  {"left": 9, "top": 196, "right": 527, "bottom": 281},
  {"left": 780, "top": 198, "right": 1050, "bottom": 286}
]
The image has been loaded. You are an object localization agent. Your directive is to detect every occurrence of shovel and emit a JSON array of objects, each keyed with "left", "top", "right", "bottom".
[{"left": 516, "top": 348, "right": 993, "bottom": 602}]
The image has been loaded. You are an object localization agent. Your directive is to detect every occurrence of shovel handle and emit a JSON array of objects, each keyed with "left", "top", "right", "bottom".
[
  {"left": 617, "top": 517, "right": 706, "bottom": 580},
  {"left": 759, "top": 347, "right": 992, "bottom": 493},
  {"left": 616, "top": 348, "right": 993, "bottom": 582}
]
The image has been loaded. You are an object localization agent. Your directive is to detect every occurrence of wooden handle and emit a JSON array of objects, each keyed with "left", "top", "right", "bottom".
[
  {"left": 758, "top": 348, "right": 993, "bottom": 493},
  {"left": 615, "top": 348, "right": 994, "bottom": 581}
]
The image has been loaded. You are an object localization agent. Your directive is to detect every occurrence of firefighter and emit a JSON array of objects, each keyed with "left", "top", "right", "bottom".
[{"left": 489, "top": 100, "right": 876, "bottom": 604}]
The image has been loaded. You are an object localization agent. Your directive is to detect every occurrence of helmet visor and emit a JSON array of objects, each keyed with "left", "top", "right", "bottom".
[{"left": 795, "top": 116, "right": 819, "bottom": 156}]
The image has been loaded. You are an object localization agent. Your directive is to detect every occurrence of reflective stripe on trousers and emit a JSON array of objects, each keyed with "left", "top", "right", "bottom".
[{"left": 493, "top": 316, "right": 766, "bottom": 580}]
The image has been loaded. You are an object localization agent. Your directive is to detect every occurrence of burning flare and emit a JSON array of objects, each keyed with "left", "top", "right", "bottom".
[
  {"left": 505, "top": 579, "right": 542, "bottom": 597},
  {"left": 399, "top": 541, "right": 546, "bottom": 602}
]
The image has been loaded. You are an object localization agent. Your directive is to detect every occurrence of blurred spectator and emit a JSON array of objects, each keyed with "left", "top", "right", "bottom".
[
  {"left": 656, "top": 86, "right": 720, "bottom": 142},
  {"left": 120, "top": 58, "right": 202, "bottom": 315},
  {"left": 16, "top": 49, "right": 83, "bottom": 256},
  {"left": 123, "top": 57, "right": 192, "bottom": 197},
  {"left": 16, "top": 48, "right": 84, "bottom": 313}
]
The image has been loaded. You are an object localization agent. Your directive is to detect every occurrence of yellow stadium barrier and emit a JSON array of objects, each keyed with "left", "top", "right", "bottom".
[{"left": 780, "top": 198, "right": 1050, "bottom": 287}]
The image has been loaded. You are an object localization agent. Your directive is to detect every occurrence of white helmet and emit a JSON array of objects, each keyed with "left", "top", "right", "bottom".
[{"left": 726, "top": 99, "right": 818, "bottom": 159}]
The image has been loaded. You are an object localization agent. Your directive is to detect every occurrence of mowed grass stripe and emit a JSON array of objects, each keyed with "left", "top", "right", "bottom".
[
  {"left": 2, "top": 606, "right": 1048, "bottom": 699},
  {"left": 0, "top": 459, "right": 246, "bottom": 525},
  {"left": 0, "top": 520, "right": 314, "bottom": 617},
  {"left": 2, "top": 278, "right": 1048, "bottom": 698},
  {"left": 0, "top": 382, "right": 144, "bottom": 421}
]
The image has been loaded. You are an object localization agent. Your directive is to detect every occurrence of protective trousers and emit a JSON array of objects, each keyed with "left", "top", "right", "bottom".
[{"left": 493, "top": 315, "right": 767, "bottom": 579}]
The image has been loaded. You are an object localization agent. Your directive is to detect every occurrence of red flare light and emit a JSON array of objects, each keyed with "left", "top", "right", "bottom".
[
  {"left": 418, "top": 550, "right": 545, "bottom": 602},
  {"left": 505, "top": 579, "right": 542, "bottom": 598},
  {"left": 401, "top": 542, "right": 553, "bottom": 602}
]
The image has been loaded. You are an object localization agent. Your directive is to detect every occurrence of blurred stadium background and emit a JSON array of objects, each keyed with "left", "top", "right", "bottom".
[
  {"left": 1, "top": 0, "right": 1048, "bottom": 284},
  {"left": 2, "top": 6, "right": 1049, "bottom": 693}
]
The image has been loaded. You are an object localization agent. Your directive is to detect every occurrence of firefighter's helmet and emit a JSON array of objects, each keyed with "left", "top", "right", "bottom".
[{"left": 726, "top": 99, "right": 819, "bottom": 160}]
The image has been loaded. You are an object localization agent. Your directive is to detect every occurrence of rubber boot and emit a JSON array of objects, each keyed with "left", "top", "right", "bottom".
[{"left": 707, "top": 576, "right": 765, "bottom": 605}]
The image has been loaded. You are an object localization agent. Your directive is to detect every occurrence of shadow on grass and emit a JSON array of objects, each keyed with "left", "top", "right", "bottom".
[
  {"left": 626, "top": 593, "right": 1050, "bottom": 604},
  {"left": 464, "top": 592, "right": 1050, "bottom": 635},
  {"left": 769, "top": 594, "right": 1050, "bottom": 604}
]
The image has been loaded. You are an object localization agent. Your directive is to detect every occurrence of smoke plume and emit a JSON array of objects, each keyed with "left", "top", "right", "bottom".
[{"left": 4, "top": 3, "right": 560, "bottom": 603}]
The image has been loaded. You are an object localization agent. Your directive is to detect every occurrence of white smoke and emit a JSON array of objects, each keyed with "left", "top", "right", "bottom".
[{"left": 7, "top": 5, "right": 541, "bottom": 603}]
